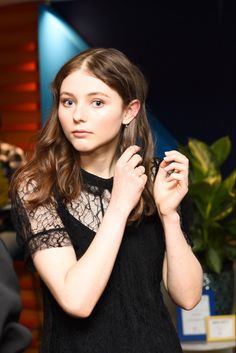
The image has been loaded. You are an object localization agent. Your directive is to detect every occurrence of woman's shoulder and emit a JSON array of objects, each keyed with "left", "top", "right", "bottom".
[{"left": 17, "top": 177, "right": 38, "bottom": 202}]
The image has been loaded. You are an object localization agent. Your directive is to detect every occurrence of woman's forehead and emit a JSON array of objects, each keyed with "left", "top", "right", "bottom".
[{"left": 60, "top": 69, "right": 120, "bottom": 99}]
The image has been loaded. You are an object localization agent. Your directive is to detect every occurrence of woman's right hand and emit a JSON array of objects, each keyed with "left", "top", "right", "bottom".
[{"left": 110, "top": 145, "right": 147, "bottom": 216}]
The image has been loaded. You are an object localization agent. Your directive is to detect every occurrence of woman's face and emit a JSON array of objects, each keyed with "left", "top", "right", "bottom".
[{"left": 58, "top": 69, "right": 127, "bottom": 156}]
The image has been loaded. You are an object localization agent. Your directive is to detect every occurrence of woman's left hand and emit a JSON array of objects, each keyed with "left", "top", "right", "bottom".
[{"left": 153, "top": 150, "right": 189, "bottom": 216}]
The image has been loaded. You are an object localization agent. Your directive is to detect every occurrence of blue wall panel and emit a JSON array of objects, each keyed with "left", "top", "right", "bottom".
[{"left": 38, "top": 5, "right": 88, "bottom": 124}]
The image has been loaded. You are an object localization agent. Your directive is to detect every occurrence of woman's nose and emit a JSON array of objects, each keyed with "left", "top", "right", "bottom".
[{"left": 73, "top": 105, "right": 87, "bottom": 122}]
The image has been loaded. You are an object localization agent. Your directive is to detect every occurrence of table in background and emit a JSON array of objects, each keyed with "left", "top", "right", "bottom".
[{"left": 181, "top": 340, "right": 235, "bottom": 353}]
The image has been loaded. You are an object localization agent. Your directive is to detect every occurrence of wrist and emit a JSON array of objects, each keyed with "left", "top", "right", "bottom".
[
  {"left": 108, "top": 199, "right": 130, "bottom": 220},
  {"left": 159, "top": 211, "right": 180, "bottom": 225}
]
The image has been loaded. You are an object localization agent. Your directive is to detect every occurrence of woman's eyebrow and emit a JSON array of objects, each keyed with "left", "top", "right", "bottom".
[
  {"left": 60, "top": 91, "right": 111, "bottom": 98},
  {"left": 60, "top": 91, "right": 76, "bottom": 97},
  {"left": 87, "top": 92, "right": 111, "bottom": 98}
]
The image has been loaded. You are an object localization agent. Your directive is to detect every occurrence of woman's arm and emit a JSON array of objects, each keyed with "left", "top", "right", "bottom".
[
  {"left": 33, "top": 146, "right": 147, "bottom": 318},
  {"left": 154, "top": 151, "right": 203, "bottom": 310},
  {"left": 33, "top": 202, "right": 129, "bottom": 318},
  {"left": 162, "top": 212, "right": 203, "bottom": 309}
]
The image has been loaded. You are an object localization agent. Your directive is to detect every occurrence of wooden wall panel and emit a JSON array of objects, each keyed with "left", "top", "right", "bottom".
[
  {"left": 0, "top": 92, "right": 40, "bottom": 105},
  {"left": 0, "top": 51, "right": 38, "bottom": 65},
  {"left": 0, "top": 4, "right": 44, "bottom": 353},
  {"left": 0, "top": 1, "right": 42, "bottom": 154},
  {"left": 0, "top": 71, "right": 38, "bottom": 85},
  {"left": 0, "top": 11, "right": 37, "bottom": 27},
  {"left": 1, "top": 111, "right": 41, "bottom": 124},
  {"left": 0, "top": 30, "right": 37, "bottom": 46}
]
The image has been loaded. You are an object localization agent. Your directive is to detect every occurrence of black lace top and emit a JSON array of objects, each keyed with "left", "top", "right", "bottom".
[{"left": 11, "top": 167, "right": 186, "bottom": 353}]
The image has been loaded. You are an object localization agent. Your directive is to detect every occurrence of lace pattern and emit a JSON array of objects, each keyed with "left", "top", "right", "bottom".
[
  {"left": 67, "top": 188, "right": 111, "bottom": 233},
  {"left": 11, "top": 181, "right": 72, "bottom": 266},
  {"left": 28, "top": 229, "right": 70, "bottom": 254},
  {"left": 12, "top": 161, "right": 192, "bottom": 267}
]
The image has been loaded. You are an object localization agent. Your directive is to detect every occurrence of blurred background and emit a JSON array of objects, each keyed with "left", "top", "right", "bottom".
[
  {"left": 0, "top": 0, "right": 235, "bottom": 172},
  {"left": 53, "top": 0, "right": 236, "bottom": 173},
  {"left": 52, "top": 0, "right": 236, "bottom": 174},
  {"left": 0, "top": 1, "right": 235, "bottom": 353}
]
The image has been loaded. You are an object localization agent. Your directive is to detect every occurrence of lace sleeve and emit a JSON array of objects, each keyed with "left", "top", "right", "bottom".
[{"left": 11, "top": 181, "right": 72, "bottom": 270}]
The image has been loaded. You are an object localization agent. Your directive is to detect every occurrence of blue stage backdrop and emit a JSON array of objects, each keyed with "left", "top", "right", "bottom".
[
  {"left": 38, "top": 5, "right": 177, "bottom": 158},
  {"left": 38, "top": 5, "right": 88, "bottom": 123}
]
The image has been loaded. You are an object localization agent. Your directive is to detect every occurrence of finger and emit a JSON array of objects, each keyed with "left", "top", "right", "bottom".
[
  {"left": 134, "top": 165, "right": 145, "bottom": 176},
  {"left": 164, "top": 151, "right": 188, "bottom": 164},
  {"left": 160, "top": 159, "right": 169, "bottom": 168},
  {"left": 118, "top": 145, "right": 140, "bottom": 164},
  {"left": 140, "top": 173, "right": 148, "bottom": 185},
  {"left": 164, "top": 179, "right": 178, "bottom": 188},
  {"left": 164, "top": 155, "right": 188, "bottom": 166},
  {"left": 166, "top": 172, "right": 188, "bottom": 185},
  {"left": 165, "top": 150, "right": 185, "bottom": 156},
  {"left": 128, "top": 153, "right": 143, "bottom": 169},
  {"left": 164, "top": 162, "right": 188, "bottom": 173}
]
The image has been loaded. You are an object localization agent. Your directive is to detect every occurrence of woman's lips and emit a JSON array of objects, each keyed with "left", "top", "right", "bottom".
[{"left": 72, "top": 130, "right": 92, "bottom": 137}]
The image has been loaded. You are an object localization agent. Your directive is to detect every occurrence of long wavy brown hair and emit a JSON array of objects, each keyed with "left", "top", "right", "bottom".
[{"left": 10, "top": 47, "right": 157, "bottom": 222}]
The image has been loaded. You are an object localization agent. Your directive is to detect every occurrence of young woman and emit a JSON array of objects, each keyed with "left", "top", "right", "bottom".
[{"left": 10, "top": 47, "right": 203, "bottom": 353}]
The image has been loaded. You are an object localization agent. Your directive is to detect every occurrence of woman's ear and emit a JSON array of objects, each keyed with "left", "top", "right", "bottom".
[{"left": 122, "top": 99, "right": 141, "bottom": 125}]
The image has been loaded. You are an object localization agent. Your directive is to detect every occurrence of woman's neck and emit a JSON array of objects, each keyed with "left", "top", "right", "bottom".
[{"left": 79, "top": 149, "right": 117, "bottom": 179}]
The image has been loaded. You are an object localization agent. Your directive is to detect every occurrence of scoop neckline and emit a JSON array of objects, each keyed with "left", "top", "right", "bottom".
[{"left": 80, "top": 168, "right": 113, "bottom": 191}]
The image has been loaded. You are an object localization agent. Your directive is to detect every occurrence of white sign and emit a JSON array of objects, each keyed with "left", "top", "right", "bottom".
[
  {"left": 206, "top": 315, "right": 236, "bottom": 342},
  {"left": 182, "top": 294, "right": 211, "bottom": 335}
]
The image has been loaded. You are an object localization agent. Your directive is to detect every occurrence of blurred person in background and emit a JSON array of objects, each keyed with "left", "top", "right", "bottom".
[{"left": 0, "top": 141, "right": 31, "bottom": 352}]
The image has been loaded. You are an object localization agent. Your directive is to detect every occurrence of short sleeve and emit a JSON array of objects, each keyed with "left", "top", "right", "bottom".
[{"left": 11, "top": 181, "right": 72, "bottom": 270}]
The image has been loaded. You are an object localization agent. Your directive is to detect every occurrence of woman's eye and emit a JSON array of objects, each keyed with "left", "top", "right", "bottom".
[
  {"left": 92, "top": 100, "right": 104, "bottom": 108},
  {"left": 62, "top": 99, "right": 74, "bottom": 107}
]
